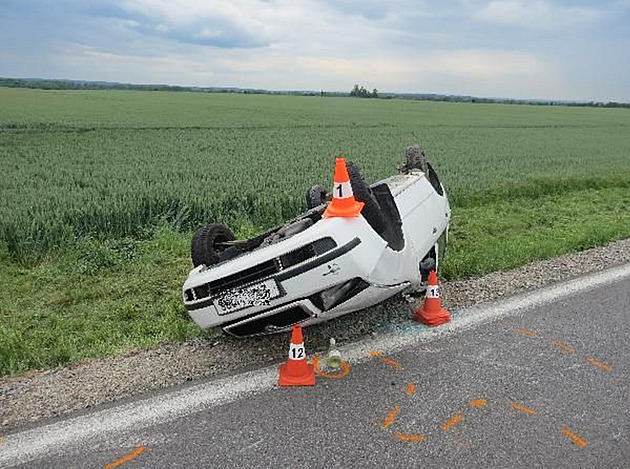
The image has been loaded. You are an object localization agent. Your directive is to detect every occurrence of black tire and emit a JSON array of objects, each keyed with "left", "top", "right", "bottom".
[
  {"left": 405, "top": 145, "right": 429, "bottom": 173},
  {"left": 306, "top": 184, "right": 328, "bottom": 209},
  {"left": 419, "top": 255, "right": 436, "bottom": 282},
  {"left": 191, "top": 224, "right": 236, "bottom": 267},
  {"left": 346, "top": 161, "right": 387, "bottom": 234}
]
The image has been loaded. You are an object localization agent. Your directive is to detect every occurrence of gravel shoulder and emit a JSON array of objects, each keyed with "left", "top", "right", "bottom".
[{"left": 2, "top": 238, "right": 630, "bottom": 432}]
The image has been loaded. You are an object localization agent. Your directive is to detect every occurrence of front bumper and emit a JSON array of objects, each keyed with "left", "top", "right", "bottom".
[
  {"left": 184, "top": 233, "right": 371, "bottom": 330},
  {"left": 220, "top": 298, "right": 321, "bottom": 337}
]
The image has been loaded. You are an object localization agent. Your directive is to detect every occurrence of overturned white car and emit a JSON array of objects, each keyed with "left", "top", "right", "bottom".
[{"left": 182, "top": 146, "right": 450, "bottom": 337}]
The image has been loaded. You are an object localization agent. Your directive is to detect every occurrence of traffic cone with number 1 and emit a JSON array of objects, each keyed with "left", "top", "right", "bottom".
[
  {"left": 413, "top": 270, "right": 451, "bottom": 326},
  {"left": 323, "top": 158, "right": 364, "bottom": 218},
  {"left": 279, "top": 325, "right": 316, "bottom": 386}
]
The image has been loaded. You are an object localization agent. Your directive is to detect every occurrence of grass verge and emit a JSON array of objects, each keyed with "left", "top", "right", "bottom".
[
  {"left": 443, "top": 186, "right": 630, "bottom": 278},
  {"left": 1, "top": 187, "right": 630, "bottom": 376},
  {"left": 0, "top": 228, "right": 213, "bottom": 376}
]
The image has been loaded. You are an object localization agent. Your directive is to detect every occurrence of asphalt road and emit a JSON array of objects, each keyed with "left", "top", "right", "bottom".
[{"left": 3, "top": 266, "right": 629, "bottom": 468}]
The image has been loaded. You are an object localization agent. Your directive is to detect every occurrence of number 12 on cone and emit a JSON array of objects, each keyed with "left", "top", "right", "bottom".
[{"left": 289, "top": 343, "right": 306, "bottom": 360}]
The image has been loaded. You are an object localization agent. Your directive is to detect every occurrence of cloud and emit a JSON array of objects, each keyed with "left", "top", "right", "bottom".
[
  {"left": 474, "top": 0, "right": 604, "bottom": 29},
  {"left": 111, "top": 0, "right": 272, "bottom": 48},
  {"left": 297, "top": 49, "right": 555, "bottom": 96},
  {"left": 0, "top": 0, "right": 629, "bottom": 100},
  {"left": 56, "top": 42, "right": 557, "bottom": 99},
  {"left": 55, "top": 43, "right": 219, "bottom": 84},
  {"left": 313, "top": 0, "right": 406, "bottom": 20}
]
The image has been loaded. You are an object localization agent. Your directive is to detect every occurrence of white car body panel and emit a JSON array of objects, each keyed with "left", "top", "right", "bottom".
[
  {"left": 311, "top": 283, "right": 410, "bottom": 323},
  {"left": 183, "top": 167, "right": 450, "bottom": 336}
]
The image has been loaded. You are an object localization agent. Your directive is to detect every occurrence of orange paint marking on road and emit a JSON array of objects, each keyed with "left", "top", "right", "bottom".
[
  {"left": 441, "top": 412, "right": 464, "bottom": 431},
  {"left": 104, "top": 445, "right": 145, "bottom": 469},
  {"left": 381, "top": 406, "right": 401, "bottom": 430},
  {"left": 312, "top": 356, "right": 351, "bottom": 379},
  {"left": 562, "top": 426, "right": 587, "bottom": 448},
  {"left": 551, "top": 340, "right": 576, "bottom": 354},
  {"left": 518, "top": 328, "right": 538, "bottom": 338},
  {"left": 393, "top": 432, "right": 426, "bottom": 442},
  {"left": 470, "top": 399, "right": 487, "bottom": 407},
  {"left": 406, "top": 383, "right": 416, "bottom": 397},
  {"left": 369, "top": 351, "right": 404, "bottom": 370},
  {"left": 510, "top": 402, "right": 537, "bottom": 415},
  {"left": 586, "top": 357, "right": 612, "bottom": 372}
]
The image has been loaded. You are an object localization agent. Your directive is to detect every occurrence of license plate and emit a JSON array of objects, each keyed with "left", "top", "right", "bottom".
[{"left": 213, "top": 279, "right": 280, "bottom": 315}]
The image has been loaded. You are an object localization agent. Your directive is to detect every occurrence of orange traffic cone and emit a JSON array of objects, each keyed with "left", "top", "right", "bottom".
[
  {"left": 413, "top": 270, "right": 451, "bottom": 326},
  {"left": 279, "top": 325, "right": 316, "bottom": 386},
  {"left": 323, "top": 158, "right": 365, "bottom": 218}
]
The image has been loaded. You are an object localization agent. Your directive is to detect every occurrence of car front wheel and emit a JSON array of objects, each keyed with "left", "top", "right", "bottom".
[{"left": 191, "top": 224, "right": 236, "bottom": 267}]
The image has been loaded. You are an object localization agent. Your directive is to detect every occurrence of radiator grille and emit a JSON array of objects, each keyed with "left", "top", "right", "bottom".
[{"left": 184, "top": 238, "right": 337, "bottom": 303}]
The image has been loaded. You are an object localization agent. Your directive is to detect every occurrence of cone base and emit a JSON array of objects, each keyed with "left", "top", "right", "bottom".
[
  {"left": 412, "top": 307, "right": 451, "bottom": 327},
  {"left": 323, "top": 200, "right": 364, "bottom": 218},
  {"left": 279, "top": 363, "right": 316, "bottom": 386}
]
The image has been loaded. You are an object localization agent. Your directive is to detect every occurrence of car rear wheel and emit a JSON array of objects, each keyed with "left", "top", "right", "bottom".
[
  {"left": 420, "top": 230, "right": 448, "bottom": 282},
  {"left": 306, "top": 184, "right": 328, "bottom": 209},
  {"left": 191, "top": 224, "right": 236, "bottom": 267},
  {"left": 405, "top": 145, "right": 429, "bottom": 173}
]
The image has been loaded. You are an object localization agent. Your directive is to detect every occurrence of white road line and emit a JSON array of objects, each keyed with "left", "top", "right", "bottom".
[{"left": 2, "top": 263, "right": 630, "bottom": 467}]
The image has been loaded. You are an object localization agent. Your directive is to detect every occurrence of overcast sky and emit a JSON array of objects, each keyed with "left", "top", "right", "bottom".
[{"left": 1, "top": 0, "right": 629, "bottom": 101}]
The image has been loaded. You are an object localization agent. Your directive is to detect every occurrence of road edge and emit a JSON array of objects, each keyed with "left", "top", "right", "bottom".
[{"left": 2, "top": 262, "right": 629, "bottom": 468}]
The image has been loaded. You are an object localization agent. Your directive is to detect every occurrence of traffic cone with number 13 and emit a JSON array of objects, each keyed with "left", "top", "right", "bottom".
[
  {"left": 413, "top": 270, "right": 451, "bottom": 326},
  {"left": 279, "top": 325, "right": 316, "bottom": 386}
]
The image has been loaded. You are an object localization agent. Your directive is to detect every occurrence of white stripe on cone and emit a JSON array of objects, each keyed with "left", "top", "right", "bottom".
[
  {"left": 426, "top": 285, "right": 440, "bottom": 299},
  {"left": 288, "top": 343, "right": 306, "bottom": 360},
  {"left": 332, "top": 181, "right": 353, "bottom": 199}
]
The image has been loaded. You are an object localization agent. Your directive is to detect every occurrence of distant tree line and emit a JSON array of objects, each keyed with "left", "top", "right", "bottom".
[
  {"left": 1, "top": 77, "right": 628, "bottom": 108},
  {"left": 350, "top": 84, "right": 378, "bottom": 98}
]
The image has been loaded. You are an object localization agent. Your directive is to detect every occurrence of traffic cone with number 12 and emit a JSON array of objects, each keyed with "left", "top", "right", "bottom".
[
  {"left": 279, "top": 325, "right": 316, "bottom": 386},
  {"left": 323, "top": 157, "right": 364, "bottom": 218},
  {"left": 413, "top": 270, "right": 451, "bottom": 326}
]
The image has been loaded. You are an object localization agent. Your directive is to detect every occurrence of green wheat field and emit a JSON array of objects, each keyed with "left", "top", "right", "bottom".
[{"left": 1, "top": 87, "right": 629, "bottom": 375}]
